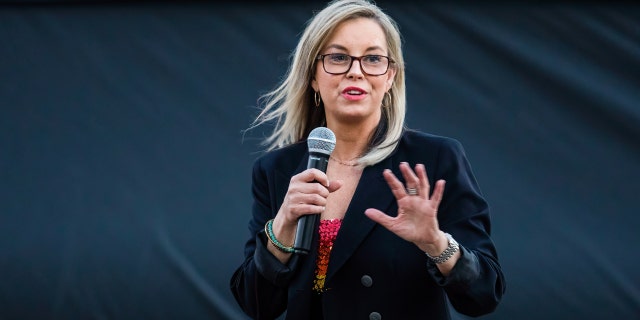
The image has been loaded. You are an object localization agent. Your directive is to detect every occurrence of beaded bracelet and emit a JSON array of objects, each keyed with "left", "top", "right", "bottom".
[{"left": 264, "top": 219, "right": 295, "bottom": 253}]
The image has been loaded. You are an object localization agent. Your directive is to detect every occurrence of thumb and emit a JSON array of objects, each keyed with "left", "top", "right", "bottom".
[
  {"left": 328, "top": 180, "right": 343, "bottom": 193},
  {"left": 364, "top": 208, "right": 393, "bottom": 227}
]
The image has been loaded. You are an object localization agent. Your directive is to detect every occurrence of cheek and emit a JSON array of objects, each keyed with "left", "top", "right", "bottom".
[
  {"left": 373, "top": 78, "right": 391, "bottom": 92},
  {"left": 315, "top": 74, "right": 338, "bottom": 92}
]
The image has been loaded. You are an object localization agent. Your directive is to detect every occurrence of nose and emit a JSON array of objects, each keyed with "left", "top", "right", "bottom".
[{"left": 346, "top": 58, "right": 364, "bottom": 79}]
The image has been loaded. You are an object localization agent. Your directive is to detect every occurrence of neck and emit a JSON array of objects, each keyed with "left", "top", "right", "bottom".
[
  {"left": 329, "top": 155, "right": 360, "bottom": 166},
  {"left": 327, "top": 121, "right": 376, "bottom": 163}
]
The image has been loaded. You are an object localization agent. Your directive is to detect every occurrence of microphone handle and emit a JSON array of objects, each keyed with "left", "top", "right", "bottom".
[{"left": 293, "top": 153, "right": 329, "bottom": 254}]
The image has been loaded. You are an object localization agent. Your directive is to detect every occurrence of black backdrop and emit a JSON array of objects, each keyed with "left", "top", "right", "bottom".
[{"left": 1, "top": 1, "right": 639, "bottom": 319}]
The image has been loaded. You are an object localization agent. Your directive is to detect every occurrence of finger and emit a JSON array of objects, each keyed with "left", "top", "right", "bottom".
[
  {"left": 291, "top": 205, "right": 325, "bottom": 216},
  {"left": 431, "top": 180, "right": 446, "bottom": 208},
  {"left": 295, "top": 168, "right": 330, "bottom": 187},
  {"left": 415, "top": 164, "right": 431, "bottom": 199},
  {"left": 382, "top": 169, "right": 407, "bottom": 199},
  {"left": 364, "top": 208, "right": 395, "bottom": 228},
  {"left": 290, "top": 180, "right": 330, "bottom": 198},
  {"left": 399, "top": 162, "right": 420, "bottom": 189},
  {"left": 289, "top": 192, "right": 327, "bottom": 207}
]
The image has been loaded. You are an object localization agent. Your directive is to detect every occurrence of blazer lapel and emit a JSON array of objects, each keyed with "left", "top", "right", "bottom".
[{"left": 325, "top": 155, "right": 398, "bottom": 281}]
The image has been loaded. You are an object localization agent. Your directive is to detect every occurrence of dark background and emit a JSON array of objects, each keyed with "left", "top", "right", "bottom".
[{"left": 1, "top": 1, "right": 638, "bottom": 319}]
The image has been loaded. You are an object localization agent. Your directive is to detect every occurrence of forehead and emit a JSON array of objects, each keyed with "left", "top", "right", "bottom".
[{"left": 323, "top": 17, "right": 388, "bottom": 52}]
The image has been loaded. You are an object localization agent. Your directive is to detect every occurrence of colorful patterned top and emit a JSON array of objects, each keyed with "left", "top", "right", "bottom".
[{"left": 312, "top": 219, "right": 343, "bottom": 293}]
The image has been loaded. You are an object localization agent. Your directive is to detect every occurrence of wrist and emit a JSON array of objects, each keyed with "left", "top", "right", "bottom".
[
  {"left": 425, "top": 232, "right": 459, "bottom": 264},
  {"left": 419, "top": 231, "right": 448, "bottom": 255},
  {"left": 265, "top": 219, "right": 295, "bottom": 253}
]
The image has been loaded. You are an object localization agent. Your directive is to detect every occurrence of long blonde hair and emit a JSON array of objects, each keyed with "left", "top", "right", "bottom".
[{"left": 250, "top": 0, "right": 406, "bottom": 167}]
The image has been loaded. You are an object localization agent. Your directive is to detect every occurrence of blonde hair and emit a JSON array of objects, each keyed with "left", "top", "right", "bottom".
[{"left": 250, "top": 0, "right": 406, "bottom": 167}]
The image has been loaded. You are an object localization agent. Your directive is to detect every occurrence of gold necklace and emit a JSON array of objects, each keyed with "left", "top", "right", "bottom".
[{"left": 329, "top": 155, "right": 359, "bottom": 167}]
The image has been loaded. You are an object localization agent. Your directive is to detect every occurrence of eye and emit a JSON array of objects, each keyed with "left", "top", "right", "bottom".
[
  {"left": 363, "top": 55, "right": 384, "bottom": 64},
  {"left": 327, "top": 54, "right": 350, "bottom": 64}
]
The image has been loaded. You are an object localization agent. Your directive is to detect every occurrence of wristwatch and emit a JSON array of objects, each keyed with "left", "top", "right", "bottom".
[{"left": 426, "top": 233, "right": 459, "bottom": 264}]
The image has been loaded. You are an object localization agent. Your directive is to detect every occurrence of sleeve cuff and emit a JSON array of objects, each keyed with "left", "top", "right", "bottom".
[
  {"left": 254, "top": 230, "right": 297, "bottom": 287},
  {"left": 426, "top": 245, "right": 480, "bottom": 292}
]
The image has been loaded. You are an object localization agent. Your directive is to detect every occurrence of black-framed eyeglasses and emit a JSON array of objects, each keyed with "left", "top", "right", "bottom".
[{"left": 317, "top": 53, "right": 393, "bottom": 76}]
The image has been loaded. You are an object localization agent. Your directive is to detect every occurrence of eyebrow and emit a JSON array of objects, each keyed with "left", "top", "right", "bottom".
[{"left": 323, "top": 44, "right": 386, "bottom": 53}]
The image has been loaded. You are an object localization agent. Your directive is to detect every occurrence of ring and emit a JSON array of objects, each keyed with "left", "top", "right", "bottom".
[{"left": 406, "top": 187, "right": 419, "bottom": 196}]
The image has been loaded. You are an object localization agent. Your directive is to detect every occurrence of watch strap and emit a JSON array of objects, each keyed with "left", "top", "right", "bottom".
[{"left": 426, "top": 233, "right": 459, "bottom": 264}]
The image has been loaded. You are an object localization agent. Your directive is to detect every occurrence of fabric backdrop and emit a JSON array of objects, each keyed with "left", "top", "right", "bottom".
[{"left": 1, "top": 1, "right": 638, "bottom": 319}]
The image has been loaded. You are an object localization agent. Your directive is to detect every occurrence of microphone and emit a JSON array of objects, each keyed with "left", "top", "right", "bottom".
[{"left": 293, "top": 127, "right": 336, "bottom": 255}]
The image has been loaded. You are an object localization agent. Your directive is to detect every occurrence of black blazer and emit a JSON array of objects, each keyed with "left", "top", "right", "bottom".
[{"left": 231, "top": 130, "right": 505, "bottom": 320}]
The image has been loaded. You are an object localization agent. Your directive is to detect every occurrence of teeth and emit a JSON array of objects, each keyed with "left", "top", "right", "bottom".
[{"left": 346, "top": 90, "right": 362, "bottom": 95}]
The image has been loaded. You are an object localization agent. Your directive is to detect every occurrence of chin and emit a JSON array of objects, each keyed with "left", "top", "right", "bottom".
[{"left": 332, "top": 109, "right": 380, "bottom": 125}]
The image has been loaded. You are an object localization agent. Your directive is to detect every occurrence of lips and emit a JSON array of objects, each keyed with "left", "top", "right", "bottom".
[
  {"left": 342, "top": 86, "right": 366, "bottom": 95},
  {"left": 341, "top": 86, "right": 367, "bottom": 101}
]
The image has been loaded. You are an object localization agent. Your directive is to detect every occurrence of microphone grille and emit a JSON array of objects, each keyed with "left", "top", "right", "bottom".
[{"left": 307, "top": 127, "right": 336, "bottom": 155}]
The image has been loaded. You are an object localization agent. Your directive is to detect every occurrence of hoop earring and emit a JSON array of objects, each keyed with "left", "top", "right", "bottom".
[
  {"left": 314, "top": 91, "right": 322, "bottom": 107},
  {"left": 382, "top": 91, "right": 391, "bottom": 108}
]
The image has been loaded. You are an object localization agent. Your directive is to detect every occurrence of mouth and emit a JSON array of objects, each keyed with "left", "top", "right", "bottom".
[
  {"left": 341, "top": 87, "right": 367, "bottom": 101},
  {"left": 342, "top": 87, "right": 366, "bottom": 95}
]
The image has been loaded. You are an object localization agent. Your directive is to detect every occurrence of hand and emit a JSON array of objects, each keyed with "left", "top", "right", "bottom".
[
  {"left": 365, "top": 162, "right": 446, "bottom": 249},
  {"left": 274, "top": 168, "right": 343, "bottom": 231},
  {"left": 268, "top": 168, "right": 342, "bottom": 260}
]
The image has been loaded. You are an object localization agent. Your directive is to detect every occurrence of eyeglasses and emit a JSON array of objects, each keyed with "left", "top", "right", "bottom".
[{"left": 317, "top": 53, "right": 393, "bottom": 76}]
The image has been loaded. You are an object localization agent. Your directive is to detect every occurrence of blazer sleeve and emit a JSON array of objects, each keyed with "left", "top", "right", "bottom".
[
  {"left": 425, "top": 137, "right": 506, "bottom": 317},
  {"left": 229, "top": 157, "right": 298, "bottom": 320}
]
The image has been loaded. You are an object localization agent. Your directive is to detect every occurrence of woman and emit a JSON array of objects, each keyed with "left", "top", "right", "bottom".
[{"left": 230, "top": 1, "right": 505, "bottom": 319}]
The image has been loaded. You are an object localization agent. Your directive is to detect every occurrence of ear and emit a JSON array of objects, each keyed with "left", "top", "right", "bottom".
[
  {"left": 311, "top": 78, "right": 319, "bottom": 92},
  {"left": 385, "top": 67, "right": 396, "bottom": 91}
]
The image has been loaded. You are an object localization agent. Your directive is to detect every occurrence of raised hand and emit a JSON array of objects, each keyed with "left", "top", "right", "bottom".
[{"left": 364, "top": 162, "right": 446, "bottom": 248}]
